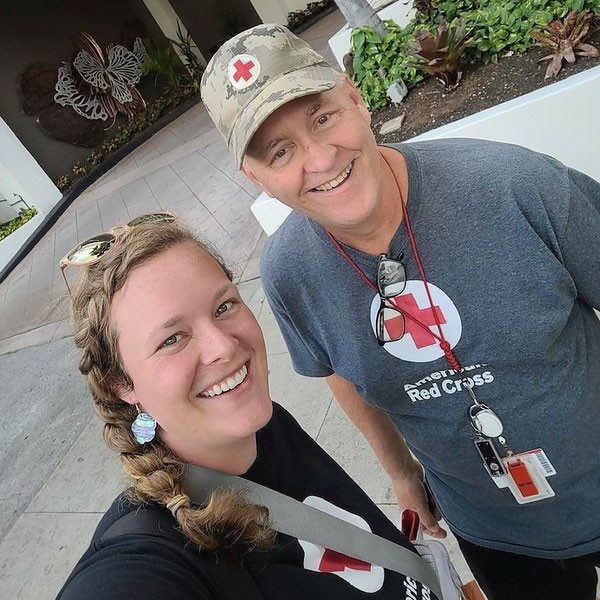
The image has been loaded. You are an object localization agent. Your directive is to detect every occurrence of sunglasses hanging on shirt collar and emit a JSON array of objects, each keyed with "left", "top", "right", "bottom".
[{"left": 376, "top": 253, "right": 407, "bottom": 345}]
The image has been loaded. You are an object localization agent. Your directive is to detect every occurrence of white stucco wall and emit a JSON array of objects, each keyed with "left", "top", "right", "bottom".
[
  {"left": 143, "top": 0, "right": 206, "bottom": 65},
  {"left": 249, "top": 0, "right": 310, "bottom": 25},
  {"left": 0, "top": 116, "right": 61, "bottom": 216}
]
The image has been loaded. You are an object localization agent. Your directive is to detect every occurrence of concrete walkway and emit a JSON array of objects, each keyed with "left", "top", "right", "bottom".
[{"left": 0, "top": 11, "right": 477, "bottom": 598}]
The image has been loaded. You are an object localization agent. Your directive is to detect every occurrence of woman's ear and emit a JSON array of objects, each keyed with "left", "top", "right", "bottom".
[{"left": 112, "top": 376, "right": 137, "bottom": 406}]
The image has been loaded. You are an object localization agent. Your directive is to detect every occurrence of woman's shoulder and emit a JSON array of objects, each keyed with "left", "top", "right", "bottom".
[{"left": 57, "top": 496, "right": 219, "bottom": 600}]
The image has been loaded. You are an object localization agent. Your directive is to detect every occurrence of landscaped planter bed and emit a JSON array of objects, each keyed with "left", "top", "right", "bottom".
[{"left": 373, "top": 29, "right": 600, "bottom": 144}]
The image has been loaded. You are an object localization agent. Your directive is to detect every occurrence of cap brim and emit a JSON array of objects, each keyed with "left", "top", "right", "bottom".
[{"left": 230, "top": 63, "right": 339, "bottom": 169}]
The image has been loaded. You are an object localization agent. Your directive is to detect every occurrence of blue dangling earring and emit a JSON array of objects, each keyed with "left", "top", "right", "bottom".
[{"left": 131, "top": 405, "right": 157, "bottom": 444}]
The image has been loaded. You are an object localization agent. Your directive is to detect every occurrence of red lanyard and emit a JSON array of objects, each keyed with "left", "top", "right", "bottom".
[{"left": 327, "top": 151, "right": 462, "bottom": 372}]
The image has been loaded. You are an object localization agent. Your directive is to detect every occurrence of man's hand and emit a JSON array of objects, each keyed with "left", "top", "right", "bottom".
[
  {"left": 393, "top": 460, "right": 447, "bottom": 539},
  {"left": 326, "top": 374, "right": 448, "bottom": 539}
]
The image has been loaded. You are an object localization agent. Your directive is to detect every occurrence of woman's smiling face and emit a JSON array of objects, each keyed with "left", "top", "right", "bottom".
[{"left": 110, "top": 242, "right": 272, "bottom": 471}]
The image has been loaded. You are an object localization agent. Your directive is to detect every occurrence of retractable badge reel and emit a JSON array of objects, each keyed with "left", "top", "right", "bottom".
[
  {"left": 469, "top": 403, "right": 504, "bottom": 438},
  {"left": 468, "top": 400, "right": 508, "bottom": 482},
  {"left": 465, "top": 385, "right": 556, "bottom": 502}
]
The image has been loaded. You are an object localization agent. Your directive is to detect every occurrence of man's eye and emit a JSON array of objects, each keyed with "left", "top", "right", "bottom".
[
  {"left": 161, "top": 333, "right": 182, "bottom": 348},
  {"left": 216, "top": 300, "right": 236, "bottom": 316},
  {"left": 274, "top": 147, "right": 287, "bottom": 160},
  {"left": 317, "top": 114, "right": 329, "bottom": 125}
]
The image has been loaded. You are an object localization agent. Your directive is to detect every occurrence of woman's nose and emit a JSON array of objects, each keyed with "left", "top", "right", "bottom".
[{"left": 197, "top": 325, "right": 238, "bottom": 365}]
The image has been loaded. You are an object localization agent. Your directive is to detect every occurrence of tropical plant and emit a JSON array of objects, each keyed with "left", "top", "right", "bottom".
[
  {"left": 168, "top": 23, "right": 204, "bottom": 93},
  {"left": 410, "top": 19, "right": 472, "bottom": 87},
  {"left": 531, "top": 9, "right": 599, "bottom": 77},
  {"left": 350, "top": 0, "right": 600, "bottom": 109},
  {"left": 413, "top": 0, "right": 437, "bottom": 19},
  {"left": 142, "top": 39, "right": 183, "bottom": 96},
  {"left": 352, "top": 21, "right": 425, "bottom": 110},
  {"left": 428, "top": 0, "right": 600, "bottom": 64},
  {"left": 143, "top": 26, "right": 204, "bottom": 98}
]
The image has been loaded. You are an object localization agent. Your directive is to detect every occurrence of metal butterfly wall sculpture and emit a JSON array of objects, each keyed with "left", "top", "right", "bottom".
[{"left": 55, "top": 32, "right": 146, "bottom": 123}]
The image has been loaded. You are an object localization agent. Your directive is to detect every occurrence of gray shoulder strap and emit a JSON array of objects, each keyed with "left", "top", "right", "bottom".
[{"left": 185, "top": 466, "right": 442, "bottom": 599}]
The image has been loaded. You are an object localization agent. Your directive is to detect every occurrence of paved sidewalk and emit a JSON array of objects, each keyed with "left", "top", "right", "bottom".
[
  {"left": 0, "top": 11, "right": 479, "bottom": 598},
  {"left": 0, "top": 101, "right": 266, "bottom": 343}
]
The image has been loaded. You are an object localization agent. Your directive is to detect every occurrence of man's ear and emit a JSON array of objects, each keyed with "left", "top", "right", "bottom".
[
  {"left": 342, "top": 76, "right": 371, "bottom": 125},
  {"left": 242, "top": 162, "right": 269, "bottom": 194}
]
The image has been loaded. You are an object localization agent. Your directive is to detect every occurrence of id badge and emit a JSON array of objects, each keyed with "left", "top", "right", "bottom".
[{"left": 502, "top": 454, "right": 555, "bottom": 504}]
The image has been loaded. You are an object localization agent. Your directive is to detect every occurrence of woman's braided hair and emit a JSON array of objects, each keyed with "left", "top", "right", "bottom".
[{"left": 69, "top": 222, "right": 273, "bottom": 551}]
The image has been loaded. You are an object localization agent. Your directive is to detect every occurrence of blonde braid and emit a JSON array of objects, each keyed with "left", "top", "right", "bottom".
[{"left": 70, "top": 222, "right": 274, "bottom": 551}]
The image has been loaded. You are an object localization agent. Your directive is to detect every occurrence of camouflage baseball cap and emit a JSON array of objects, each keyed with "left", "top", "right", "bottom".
[{"left": 201, "top": 23, "right": 341, "bottom": 169}]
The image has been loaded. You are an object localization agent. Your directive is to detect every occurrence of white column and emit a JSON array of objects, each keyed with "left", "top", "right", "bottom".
[
  {"left": 249, "top": 0, "right": 310, "bottom": 25},
  {"left": 142, "top": 0, "right": 207, "bottom": 66},
  {"left": 0, "top": 116, "right": 61, "bottom": 215}
]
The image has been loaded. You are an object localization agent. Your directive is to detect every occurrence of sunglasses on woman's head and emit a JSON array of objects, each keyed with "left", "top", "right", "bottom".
[
  {"left": 375, "top": 253, "right": 407, "bottom": 346},
  {"left": 58, "top": 212, "right": 176, "bottom": 293}
]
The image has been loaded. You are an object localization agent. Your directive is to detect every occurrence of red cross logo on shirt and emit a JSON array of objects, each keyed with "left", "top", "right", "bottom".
[
  {"left": 232, "top": 58, "right": 255, "bottom": 82},
  {"left": 384, "top": 293, "right": 447, "bottom": 349}
]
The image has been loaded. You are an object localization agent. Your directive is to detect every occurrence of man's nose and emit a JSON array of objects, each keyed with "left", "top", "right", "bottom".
[{"left": 302, "top": 139, "right": 336, "bottom": 173}]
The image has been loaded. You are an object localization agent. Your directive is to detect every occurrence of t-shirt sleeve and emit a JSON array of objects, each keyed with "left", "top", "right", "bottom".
[
  {"left": 261, "top": 242, "right": 334, "bottom": 378},
  {"left": 558, "top": 167, "right": 600, "bottom": 308},
  {"left": 57, "top": 537, "right": 218, "bottom": 600}
]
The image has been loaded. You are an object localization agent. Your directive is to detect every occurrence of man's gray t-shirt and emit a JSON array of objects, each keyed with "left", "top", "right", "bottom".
[{"left": 261, "top": 138, "right": 600, "bottom": 559}]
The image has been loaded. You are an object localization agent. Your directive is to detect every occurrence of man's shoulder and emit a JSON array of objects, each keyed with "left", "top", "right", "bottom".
[
  {"left": 261, "top": 211, "right": 321, "bottom": 287},
  {"left": 396, "top": 138, "right": 565, "bottom": 179}
]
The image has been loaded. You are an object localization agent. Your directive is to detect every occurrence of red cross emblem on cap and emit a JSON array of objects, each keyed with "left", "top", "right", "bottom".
[{"left": 228, "top": 54, "right": 261, "bottom": 90}]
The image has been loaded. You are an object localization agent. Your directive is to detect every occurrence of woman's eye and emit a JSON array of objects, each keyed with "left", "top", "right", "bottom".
[
  {"left": 161, "top": 333, "right": 182, "bottom": 348},
  {"left": 317, "top": 114, "right": 329, "bottom": 125},
  {"left": 216, "top": 300, "right": 236, "bottom": 316},
  {"left": 274, "top": 147, "right": 287, "bottom": 160}
]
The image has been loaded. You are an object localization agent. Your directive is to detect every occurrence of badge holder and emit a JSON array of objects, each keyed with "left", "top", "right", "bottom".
[
  {"left": 502, "top": 454, "right": 555, "bottom": 504},
  {"left": 464, "top": 378, "right": 556, "bottom": 502}
]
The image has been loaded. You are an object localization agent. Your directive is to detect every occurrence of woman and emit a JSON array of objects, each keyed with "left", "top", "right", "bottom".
[{"left": 57, "top": 218, "right": 437, "bottom": 600}]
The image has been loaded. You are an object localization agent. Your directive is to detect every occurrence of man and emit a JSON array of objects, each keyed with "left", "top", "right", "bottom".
[{"left": 201, "top": 24, "right": 600, "bottom": 600}]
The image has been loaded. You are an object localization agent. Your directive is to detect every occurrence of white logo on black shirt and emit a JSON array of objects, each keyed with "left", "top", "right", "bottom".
[{"left": 298, "top": 496, "right": 385, "bottom": 592}]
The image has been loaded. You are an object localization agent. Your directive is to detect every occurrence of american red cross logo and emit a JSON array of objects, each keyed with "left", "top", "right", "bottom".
[
  {"left": 319, "top": 549, "right": 371, "bottom": 573},
  {"left": 385, "top": 293, "right": 447, "bottom": 349},
  {"left": 232, "top": 58, "right": 255, "bottom": 82}
]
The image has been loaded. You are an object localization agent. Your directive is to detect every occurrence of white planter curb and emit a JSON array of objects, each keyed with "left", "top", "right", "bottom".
[
  {"left": 0, "top": 211, "right": 45, "bottom": 273},
  {"left": 250, "top": 65, "right": 600, "bottom": 236}
]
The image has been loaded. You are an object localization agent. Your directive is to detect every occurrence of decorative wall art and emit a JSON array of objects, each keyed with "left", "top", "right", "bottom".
[
  {"left": 54, "top": 32, "right": 147, "bottom": 122},
  {"left": 18, "top": 31, "right": 147, "bottom": 148}
]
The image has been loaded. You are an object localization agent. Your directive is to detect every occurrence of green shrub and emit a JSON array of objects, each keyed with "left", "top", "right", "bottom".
[
  {"left": 351, "top": 0, "right": 600, "bottom": 109},
  {"left": 432, "top": 0, "right": 600, "bottom": 64},
  {"left": 0, "top": 207, "right": 38, "bottom": 242},
  {"left": 352, "top": 21, "right": 425, "bottom": 111}
]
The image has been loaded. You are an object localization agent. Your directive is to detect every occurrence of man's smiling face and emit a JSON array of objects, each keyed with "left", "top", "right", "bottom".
[{"left": 242, "top": 78, "right": 384, "bottom": 235}]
